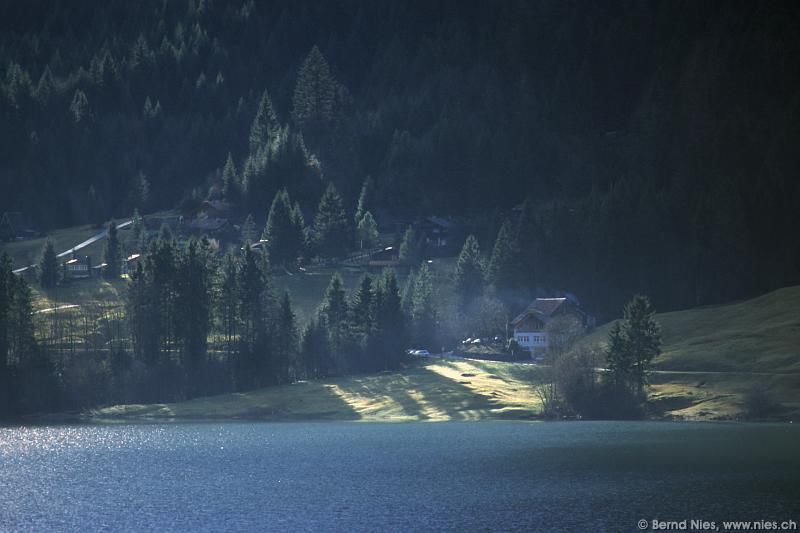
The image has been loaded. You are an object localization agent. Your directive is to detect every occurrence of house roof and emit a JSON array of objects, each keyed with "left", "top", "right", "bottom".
[{"left": 510, "top": 298, "right": 568, "bottom": 326}]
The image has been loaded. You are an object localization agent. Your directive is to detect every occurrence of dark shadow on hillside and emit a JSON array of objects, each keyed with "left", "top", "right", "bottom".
[
  {"left": 92, "top": 380, "right": 362, "bottom": 422},
  {"left": 221, "top": 382, "right": 362, "bottom": 421}
]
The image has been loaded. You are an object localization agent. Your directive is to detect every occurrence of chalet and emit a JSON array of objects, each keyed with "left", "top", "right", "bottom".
[
  {"left": 187, "top": 200, "right": 229, "bottom": 231},
  {"left": 63, "top": 255, "right": 93, "bottom": 279},
  {"left": 510, "top": 297, "right": 587, "bottom": 354},
  {"left": 193, "top": 200, "right": 230, "bottom": 220},
  {"left": 419, "top": 216, "right": 452, "bottom": 249}
]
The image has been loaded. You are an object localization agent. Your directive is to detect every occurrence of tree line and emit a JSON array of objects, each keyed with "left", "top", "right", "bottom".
[
  {"left": 2, "top": 214, "right": 667, "bottom": 419},
  {"left": 0, "top": 227, "right": 408, "bottom": 417}
]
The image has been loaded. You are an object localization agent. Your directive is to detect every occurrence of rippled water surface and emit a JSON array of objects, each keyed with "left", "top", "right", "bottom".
[{"left": 1, "top": 421, "right": 798, "bottom": 531}]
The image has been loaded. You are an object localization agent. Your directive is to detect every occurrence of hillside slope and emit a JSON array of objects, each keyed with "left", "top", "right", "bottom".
[{"left": 584, "top": 286, "right": 800, "bottom": 374}]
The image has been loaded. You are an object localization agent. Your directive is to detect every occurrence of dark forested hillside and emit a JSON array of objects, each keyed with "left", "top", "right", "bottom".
[{"left": 1, "top": 0, "right": 798, "bottom": 316}]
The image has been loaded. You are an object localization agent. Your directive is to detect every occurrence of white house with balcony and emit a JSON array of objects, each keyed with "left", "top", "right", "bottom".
[{"left": 510, "top": 297, "right": 587, "bottom": 355}]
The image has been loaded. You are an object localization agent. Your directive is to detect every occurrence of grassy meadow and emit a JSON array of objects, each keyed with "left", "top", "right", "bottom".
[
  {"left": 3, "top": 224, "right": 108, "bottom": 270},
  {"left": 582, "top": 286, "right": 800, "bottom": 374},
  {"left": 581, "top": 286, "right": 800, "bottom": 420},
  {"left": 92, "top": 358, "right": 543, "bottom": 422}
]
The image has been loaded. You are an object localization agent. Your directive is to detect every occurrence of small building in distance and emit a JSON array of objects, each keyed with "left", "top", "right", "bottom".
[
  {"left": 187, "top": 200, "right": 230, "bottom": 232},
  {"left": 418, "top": 216, "right": 452, "bottom": 249},
  {"left": 64, "top": 255, "right": 92, "bottom": 280},
  {"left": 510, "top": 297, "right": 588, "bottom": 355},
  {"left": 121, "top": 253, "right": 141, "bottom": 277}
]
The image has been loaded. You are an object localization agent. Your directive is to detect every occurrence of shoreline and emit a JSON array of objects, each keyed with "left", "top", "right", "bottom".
[{"left": 6, "top": 358, "right": 797, "bottom": 426}]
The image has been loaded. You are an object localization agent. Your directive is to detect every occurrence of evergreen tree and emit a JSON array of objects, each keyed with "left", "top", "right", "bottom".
[
  {"left": 264, "top": 189, "right": 296, "bottom": 266},
  {"left": 401, "top": 267, "right": 416, "bottom": 314},
  {"left": 217, "top": 251, "right": 239, "bottom": 359},
  {"left": 133, "top": 172, "right": 150, "bottom": 210},
  {"left": 354, "top": 177, "right": 373, "bottom": 225},
  {"left": 175, "top": 239, "right": 212, "bottom": 397},
  {"left": 605, "top": 321, "right": 632, "bottom": 389},
  {"left": 274, "top": 291, "right": 298, "bottom": 383},
  {"left": 487, "top": 219, "right": 517, "bottom": 293},
  {"left": 411, "top": 262, "right": 437, "bottom": 349},
  {"left": 8, "top": 272, "right": 37, "bottom": 367},
  {"left": 372, "top": 268, "right": 406, "bottom": 370},
  {"left": 104, "top": 220, "right": 121, "bottom": 279},
  {"left": 621, "top": 295, "right": 662, "bottom": 395},
  {"left": 127, "top": 262, "right": 154, "bottom": 366},
  {"left": 34, "top": 66, "right": 54, "bottom": 106},
  {"left": 350, "top": 273, "right": 374, "bottom": 342},
  {"left": 399, "top": 225, "right": 423, "bottom": 267},
  {"left": 236, "top": 245, "right": 270, "bottom": 388},
  {"left": 39, "top": 240, "right": 59, "bottom": 288},
  {"left": 9, "top": 268, "right": 53, "bottom": 413},
  {"left": 292, "top": 46, "right": 337, "bottom": 129},
  {"left": 147, "top": 235, "right": 179, "bottom": 370},
  {"left": 356, "top": 211, "right": 379, "bottom": 249},
  {"left": 222, "top": 152, "right": 240, "bottom": 203},
  {"left": 241, "top": 213, "right": 257, "bottom": 245},
  {"left": 69, "top": 88, "right": 90, "bottom": 122},
  {"left": 300, "top": 317, "right": 331, "bottom": 379},
  {"left": 454, "top": 234, "right": 485, "bottom": 311},
  {"left": 320, "top": 273, "right": 348, "bottom": 372},
  {"left": 7, "top": 270, "right": 41, "bottom": 413},
  {"left": 312, "top": 182, "right": 350, "bottom": 259},
  {"left": 290, "top": 201, "right": 307, "bottom": 259},
  {"left": 606, "top": 295, "right": 662, "bottom": 396},
  {"left": 250, "top": 90, "right": 280, "bottom": 154}
]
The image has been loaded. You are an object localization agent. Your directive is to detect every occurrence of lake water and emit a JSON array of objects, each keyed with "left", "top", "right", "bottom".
[{"left": 1, "top": 421, "right": 798, "bottom": 532}]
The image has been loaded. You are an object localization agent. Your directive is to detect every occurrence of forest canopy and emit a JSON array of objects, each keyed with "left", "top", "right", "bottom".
[{"left": 1, "top": 0, "right": 798, "bottom": 314}]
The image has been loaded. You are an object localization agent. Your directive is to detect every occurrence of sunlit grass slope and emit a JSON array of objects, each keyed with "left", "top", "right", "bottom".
[
  {"left": 584, "top": 286, "right": 800, "bottom": 373},
  {"left": 30, "top": 278, "right": 127, "bottom": 312},
  {"left": 92, "top": 359, "right": 544, "bottom": 422},
  {"left": 1, "top": 224, "right": 103, "bottom": 270}
]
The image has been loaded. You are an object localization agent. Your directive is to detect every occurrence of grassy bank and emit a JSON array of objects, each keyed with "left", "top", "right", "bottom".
[{"left": 91, "top": 358, "right": 543, "bottom": 422}]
